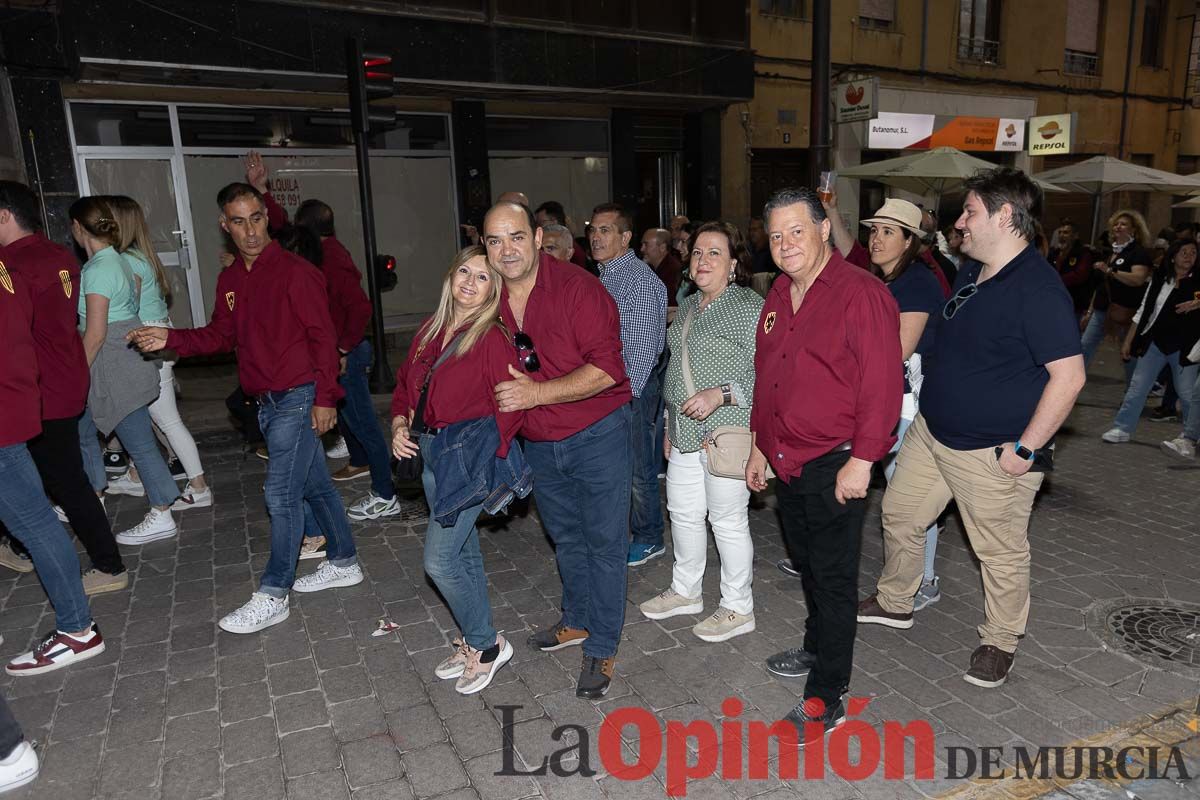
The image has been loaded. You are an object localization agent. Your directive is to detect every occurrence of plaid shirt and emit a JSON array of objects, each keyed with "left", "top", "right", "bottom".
[{"left": 598, "top": 249, "right": 667, "bottom": 398}]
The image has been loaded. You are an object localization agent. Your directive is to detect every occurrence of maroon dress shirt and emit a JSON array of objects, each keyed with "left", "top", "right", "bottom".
[{"left": 0, "top": 270, "right": 42, "bottom": 447}]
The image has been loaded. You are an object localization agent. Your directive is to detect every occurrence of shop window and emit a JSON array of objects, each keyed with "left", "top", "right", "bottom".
[
  {"left": 858, "top": 0, "right": 894, "bottom": 30},
  {"left": 957, "top": 0, "right": 1002, "bottom": 64},
  {"left": 1141, "top": 0, "right": 1165, "bottom": 67},
  {"left": 176, "top": 108, "right": 448, "bottom": 151},
  {"left": 70, "top": 103, "right": 173, "bottom": 147},
  {"left": 760, "top": 0, "right": 804, "bottom": 18},
  {"left": 1063, "top": 0, "right": 1100, "bottom": 76}
]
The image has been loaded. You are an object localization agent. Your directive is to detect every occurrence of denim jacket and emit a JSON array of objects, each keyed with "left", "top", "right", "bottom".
[{"left": 426, "top": 415, "right": 533, "bottom": 528}]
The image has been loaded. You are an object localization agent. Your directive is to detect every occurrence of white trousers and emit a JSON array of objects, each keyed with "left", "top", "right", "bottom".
[
  {"left": 148, "top": 359, "right": 204, "bottom": 479},
  {"left": 666, "top": 447, "right": 754, "bottom": 615}
]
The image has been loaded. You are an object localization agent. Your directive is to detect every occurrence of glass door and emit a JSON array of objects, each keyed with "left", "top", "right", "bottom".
[{"left": 76, "top": 153, "right": 203, "bottom": 327}]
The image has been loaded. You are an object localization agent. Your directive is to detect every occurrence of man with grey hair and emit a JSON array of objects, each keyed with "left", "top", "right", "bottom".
[
  {"left": 539, "top": 223, "right": 575, "bottom": 264},
  {"left": 639, "top": 227, "right": 681, "bottom": 304},
  {"left": 859, "top": 167, "right": 1085, "bottom": 689},
  {"left": 748, "top": 186, "right": 902, "bottom": 741}
]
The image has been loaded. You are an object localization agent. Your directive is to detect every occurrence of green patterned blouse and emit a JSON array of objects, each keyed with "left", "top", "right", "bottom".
[{"left": 663, "top": 284, "right": 764, "bottom": 453}]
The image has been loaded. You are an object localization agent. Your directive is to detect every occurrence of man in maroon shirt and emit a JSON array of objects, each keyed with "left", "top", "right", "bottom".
[
  {"left": 485, "top": 201, "right": 632, "bottom": 699},
  {"left": 130, "top": 183, "right": 361, "bottom": 636},
  {"left": 0, "top": 181, "right": 127, "bottom": 594},
  {"left": 748, "top": 186, "right": 902, "bottom": 741},
  {"left": 639, "top": 228, "right": 682, "bottom": 306}
]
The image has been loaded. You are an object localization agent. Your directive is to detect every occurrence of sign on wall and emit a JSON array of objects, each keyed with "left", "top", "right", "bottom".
[
  {"left": 1027, "top": 113, "right": 1074, "bottom": 156},
  {"left": 868, "top": 112, "right": 1026, "bottom": 151},
  {"left": 835, "top": 78, "right": 877, "bottom": 123}
]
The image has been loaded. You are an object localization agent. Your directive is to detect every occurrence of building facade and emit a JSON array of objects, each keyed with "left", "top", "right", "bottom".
[{"left": 1, "top": 0, "right": 751, "bottom": 325}]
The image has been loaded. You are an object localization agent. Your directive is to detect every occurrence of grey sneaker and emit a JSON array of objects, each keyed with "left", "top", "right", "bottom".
[
  {"left": 293, "top": 561, "right": 364, "bottom": 593},
  {"left": 455, "top": 636, "right": 513, "bottom": 695},
  {"left": 0, "top": 540, "right": 32, "bottom": 574},
  {"left": 81, "top": 568, "right": 128, "bottom": 596},
  {"left": 692, "top": 607, "right": 756, "bottom": 643},
  {"left": 347, "top": 493, "right": 401, "bottom": 521},
  {"left": 639, "top": 588, "right": 704, "bottom": 620},
  {"left": 219, "top": 593, "right": 289, "bottom": 634},
  {"left": 912, "top": 577, "right": 941, "bottom": 611},
  {"left": 765, "top": 648, "right": 818, "bottom": 678},
  {"left": 435, "top": 638, "right": 472, "bottom": 680},
  {"left": 1161, "top": 437, "right": 1196, "bottom": 459}
]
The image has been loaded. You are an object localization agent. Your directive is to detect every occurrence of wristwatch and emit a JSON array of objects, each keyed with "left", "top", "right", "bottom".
[{"left": 1013, "top": 441, "right": 1035, "bottom": 461}]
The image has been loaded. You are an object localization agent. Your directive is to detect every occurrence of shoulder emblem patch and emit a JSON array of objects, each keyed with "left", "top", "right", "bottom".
[
  {"left": 59, "top": 270, "right": 72, "bottom": 298},
  {"left": 763, "top": 310, "right": 777, "bottom": 334},
  {"left": 0, "top": 262, "right": 11, "bottom": 294},
  {"left": 225, "top": 291, "right": 235, "bottom": 311}
]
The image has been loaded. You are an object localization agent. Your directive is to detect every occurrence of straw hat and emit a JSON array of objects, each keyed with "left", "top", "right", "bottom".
[{"left": 859, "top": 198, "right": 924, "bottom": 236}]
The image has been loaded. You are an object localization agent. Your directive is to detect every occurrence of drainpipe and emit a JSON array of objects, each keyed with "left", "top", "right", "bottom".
[
  {"left": 920, "top": 0, "right": 929, "bottom": 75},
  {"left": 1117, "top": 0, "right": 1137, "bottom": 159}
]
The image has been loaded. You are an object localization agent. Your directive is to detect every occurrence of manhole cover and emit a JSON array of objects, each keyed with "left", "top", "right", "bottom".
[
  {"left": 1088, "top": 598, "right": 1200, "bottom": 673},
  {"left": 394, "top": 498, "right": 430, "bottom": 522}
]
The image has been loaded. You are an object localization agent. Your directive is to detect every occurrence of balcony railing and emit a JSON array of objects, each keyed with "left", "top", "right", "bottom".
[
  {"left": 1063, "top": 49, "right": 1099, "bottom": 76},
  {"left": 957, "top": 36, "right": 1000, "bottom": 64}
]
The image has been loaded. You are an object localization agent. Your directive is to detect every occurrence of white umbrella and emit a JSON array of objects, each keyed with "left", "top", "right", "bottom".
[
  {"left": 1034, "top": 156, "right": 1200, "bottom": 241},
  {"left": 837, "top": 146, "right": 1064, "bottom": 200}
]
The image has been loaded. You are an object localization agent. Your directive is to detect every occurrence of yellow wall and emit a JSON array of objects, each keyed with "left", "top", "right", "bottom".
[{"left": 725, "top": 0, "right": 1200, "bottom": 233}]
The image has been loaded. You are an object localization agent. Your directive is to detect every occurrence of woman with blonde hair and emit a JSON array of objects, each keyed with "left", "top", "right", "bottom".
[
  {"left": 1081, "top": 209, "right": 1153, "bottom": 379},
  {"left": 70, "top": 196, "right": 180, "bottom": 546},
  {"left": 391, "top": 245, "right": 526, "bottom": 695},
  {"left": 103, "top": 196, "right": 211, "bottom": 509}
]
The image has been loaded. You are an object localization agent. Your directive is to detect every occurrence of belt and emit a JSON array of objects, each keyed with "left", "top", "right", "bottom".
[
  {"left": 828, "top": 441, "right": 852, "bottom": 455},
  {"left": 255, "top": 385, "right": 305, "bottom": 403}
]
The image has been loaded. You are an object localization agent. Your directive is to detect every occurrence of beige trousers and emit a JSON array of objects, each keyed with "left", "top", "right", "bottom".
[{"left": 876, "top": 414, "right": 1044, "bottom": 653}]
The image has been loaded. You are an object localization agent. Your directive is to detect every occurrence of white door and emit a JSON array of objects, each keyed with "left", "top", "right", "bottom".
[{"left": 76, "top": 153, "right": 204, "bottom": 327}]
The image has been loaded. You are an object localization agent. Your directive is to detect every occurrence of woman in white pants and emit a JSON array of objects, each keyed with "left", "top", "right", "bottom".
[
  {"left": 639, "top": 221, "right": 763, "bottom": 643},
  {"left": 104, "top": 197, "right": 211, "bottom": 510}
]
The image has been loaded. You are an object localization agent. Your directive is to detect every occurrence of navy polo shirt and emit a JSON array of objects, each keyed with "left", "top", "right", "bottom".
[
  {"left": 920, "top": 245, "right": 1082, "bottom": 450},
  {"left": 888, "top": 263, "right": 943, "bottom": 357}
]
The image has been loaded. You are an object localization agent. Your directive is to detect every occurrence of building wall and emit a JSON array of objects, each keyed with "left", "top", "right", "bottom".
[{"left": 726, "top": 0, "right": 1200, "bottom": 238}]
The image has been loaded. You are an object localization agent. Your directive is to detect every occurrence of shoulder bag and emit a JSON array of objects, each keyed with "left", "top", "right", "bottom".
[
  {"left": 678, "top": 303, "right": 773, "bottom": 481},
  {"left": 393, "top": 333, "right": 464, "bottom": 483}
]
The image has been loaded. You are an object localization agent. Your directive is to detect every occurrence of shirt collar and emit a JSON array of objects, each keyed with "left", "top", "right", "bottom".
[
  {"left": 2, "top": 232, "right": 44, "bottom": 255},
  {"left": 598, "top": 249, "right": 637, "bottom": 274}
]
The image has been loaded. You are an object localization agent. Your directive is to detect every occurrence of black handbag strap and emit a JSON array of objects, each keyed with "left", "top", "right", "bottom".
[{"left": 412, "top": 332, "right": 464, "bottom": 434}]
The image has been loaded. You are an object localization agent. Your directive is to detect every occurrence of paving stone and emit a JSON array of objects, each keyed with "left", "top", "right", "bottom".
[
  {"left": 224, "top": 756, "right": 285, "bottom": 800},
  {"left": 286, "top": 770, "right": 351, "bottom": 800},
  {"left": 267, "top": 656, "right": 320, "bottom": 696},
  {"left": 49, "top": 694, "right": 111, "bottom": 742},
  {"left": 403, "top": 742, "right": 470, "bottom": 797},
  {"left": 107, "top": 702, "right": 167, "bottom": 747},
  {"left": 161, "top": 749, "right": 222, "bottom": 799},
  {"left": 220, "top": 680, "right": 272, "bottom": 724},
  {"left": 167, "top": 676, "right": 217, "bottom": 717},
  {"left": 99, "top": 742, "right": 164, "bottom": 795},
  {"left": 351, "top": 779, "right": 416, "bottom": 800},
  {"left": 164, "top": 710, "right": 221, "bottom": 756},
  {"left": 222, "top": 715, "right": 282, "bottom": 764},
  {"left": 275, "top": 689, "right": 331, "bottom": 734},
  {"left": 341, "top": 734, "right": 405, "bottom": 788},
  {"left": 281, "top": 726, "right": 341, "bottom": 777},
  {"left": 330, "top": 695, "right": 389, "bottom": 742}
]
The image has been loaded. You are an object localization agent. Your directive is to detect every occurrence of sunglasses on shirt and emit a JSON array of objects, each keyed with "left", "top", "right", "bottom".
[
  {"left": 942, "top": 282, "right": 978, "bottom": 320},
  {"left": 513, "top": 331, "right": 541, "bottom": 372}
]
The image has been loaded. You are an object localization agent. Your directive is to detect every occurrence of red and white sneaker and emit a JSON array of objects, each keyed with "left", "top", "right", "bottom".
[{"left": 6, "top": 625, "right": 105, "bottom": 676}]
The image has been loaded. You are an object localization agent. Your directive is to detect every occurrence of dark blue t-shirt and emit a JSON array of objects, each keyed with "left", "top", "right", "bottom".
[
  {"left": 888, "top": 263, "right": 943, "bottom": 357},
  {"left": 920, "top": 245, "right": 1082, "bottom": 450}
]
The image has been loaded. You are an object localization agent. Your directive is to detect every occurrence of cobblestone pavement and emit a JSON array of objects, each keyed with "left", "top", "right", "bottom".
[{"left": 1, "top": 348, "right": 1198, "bottom": 800}]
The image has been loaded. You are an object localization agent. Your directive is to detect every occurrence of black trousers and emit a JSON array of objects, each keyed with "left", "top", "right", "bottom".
[
  {"left": 1, "top": 416, "right": 125, "bottom": 575},
  {"left": 776, "top": 449, "right": 867, "bottom": 707},
  {"left": 0, "top": 692, "right": 23, "bottom": 759}
]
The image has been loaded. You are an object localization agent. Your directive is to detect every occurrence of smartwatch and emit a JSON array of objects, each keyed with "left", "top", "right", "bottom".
[{"left": 1013, "top": 441, "right": 1035, "bottom": 461}]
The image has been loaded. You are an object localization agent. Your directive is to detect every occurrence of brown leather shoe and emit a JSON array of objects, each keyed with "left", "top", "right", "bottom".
[
  {"left": 331, "top": 465, "right": 370, "bottom": 482},
  {"left": 527, "top": 621, "right": 589, "bottom": 652},
  {"left": 856, "top": 595, "right": 914, "bottom": 629}
]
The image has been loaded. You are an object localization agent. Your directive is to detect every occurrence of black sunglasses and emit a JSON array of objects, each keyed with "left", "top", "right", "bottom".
[
  {"left": 942, "top": 282, "right": 978, "bottom": 320},
  {"left": 513, "top": 331, "right": 541, "bottom": 372}
]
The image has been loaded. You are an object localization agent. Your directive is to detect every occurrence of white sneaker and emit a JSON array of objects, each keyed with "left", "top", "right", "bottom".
[
  {"left": 172, "top": 486, "right": 213, "bottom": 512},
  {"left": 219, "top": 593, "right": 290, "bottom": 634},
  {"left": 326, "top": 436, "right": 350, "bottom": 459},
  {"left": 692, "top": 607, "right": 756, "bottom": 643},
  {"left": 293, "top": 561, "right": 364, "bottom": 593},
  {"left": 347, "top": 493, "right": 401, "bottom": 521},
  {"left": 1100, "top": 428, "right": 1131, "bottom": 444},
  {"left": 105, "top": 472, "right": 146, "bottom": 497},
  {"left": 1161, "top": 437, "right": 1196, "bottom": 459},
  {"left": 115, "top": 508, "right": 177, "bottom": 545},
  {"left": 0, "top": 741, "right": 38, "bottom": 793},
  {"left": 54, "top": 504, "right": 68, "bottom": 523},
  {"left": 639, "top": 588, "right": 704, "bottom": 620}
]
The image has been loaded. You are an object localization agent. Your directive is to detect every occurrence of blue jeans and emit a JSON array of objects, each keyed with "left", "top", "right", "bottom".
[
  {"left": 79, "top": 405, "right": 179, "bottom": 507},
  {"left": 339, "top": 340, "right": 395, "bottom": 501},
  {"left": 257, "top": 383, "right": 357, "bottom": 596},
  {"left": 630, "top": 366, "right": 665, "bottom": 547},
  {"left": 0, "top": 443, "right": 92, "bottom": 632},
  {"left": 1185, "top": 371, "right": 1200, "bottom": 441},
  {"left": 884, "top": 415, "right": 938, "bottom": 584},
  {"left": 524, "top": 406, "right": 632, "bottom": 658},
  {"left": 1080, "top": 309, "right": 1106, "bottom": 367},
  {"left": 419, "top": 434, "right": 496, "bottom": 651},
  {"left": 1112, "top": 344, "right": 1198, "bottom": 436}
]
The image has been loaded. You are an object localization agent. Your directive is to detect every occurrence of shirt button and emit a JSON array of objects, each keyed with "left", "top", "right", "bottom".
[{"left": 777, "top": 453, "right": 784, "bottom": 459}]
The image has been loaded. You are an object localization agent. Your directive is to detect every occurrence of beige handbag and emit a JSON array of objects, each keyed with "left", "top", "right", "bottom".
[{"left": 678, "top": 304, "right": 773, "bottom": 481}]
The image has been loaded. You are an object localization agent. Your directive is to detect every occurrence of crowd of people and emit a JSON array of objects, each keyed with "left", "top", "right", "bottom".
[{"left": 10, "top": 156, "right": 1167, "bottom": 790}]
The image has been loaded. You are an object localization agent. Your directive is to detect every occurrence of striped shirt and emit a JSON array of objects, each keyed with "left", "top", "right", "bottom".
[{"left": 598, "top": 249, "right": 667, "bottom": 398}]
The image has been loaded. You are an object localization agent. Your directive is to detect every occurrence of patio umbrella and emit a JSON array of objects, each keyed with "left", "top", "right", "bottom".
[
  {"left": 1034, "top": 156, "right": 1200, "bottom": 242},
  {"left": 837, "top": 146, "right": 1065, "bottom": 201}
]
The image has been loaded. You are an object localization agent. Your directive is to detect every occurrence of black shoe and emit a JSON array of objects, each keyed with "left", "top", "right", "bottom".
[
  {"left": 963, "top": 645, "right": 1015, "bottom": 688},
  {"left": 765, "top": 648, "right": 817, "bottom": 678},
  {"left": 576, "top": 655, "right": 614, "bottom": 699},
  {"left": 776, "top": 558, "right": 802, "bottom": 578},
  {"left": 103, "top": 450, "right": 128, "bottom": 474},
  {"left": 527, "top": 621, "right": 589, "bottom": 652},
  {"left": 783, "top": 697, "right": 846, "bottom": 748},
  {"left": 167, "top": 458, "right": 187, "bottom": 480},
  {"left": 1149, "top": 406, "right": 1178, "bottom": 423}
]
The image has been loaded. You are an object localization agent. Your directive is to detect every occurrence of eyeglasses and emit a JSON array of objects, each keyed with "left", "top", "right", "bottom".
[
  {"left": 942, "top": 282, "right": 978, "bottom": 320},
  {"left": 513, "top": 331, "right": 541, "bottom": 372}
]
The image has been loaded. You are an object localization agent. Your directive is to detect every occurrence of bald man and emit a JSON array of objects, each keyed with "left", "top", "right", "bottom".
[{"left": 497, "top": 191, "right": 530, "bottom": 208}]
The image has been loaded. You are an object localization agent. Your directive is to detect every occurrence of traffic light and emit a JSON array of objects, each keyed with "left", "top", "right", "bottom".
[
  {"left": 346, "top": 38, "right": 396, "bottom": 133},
  {"left": 375, "top": 254, "right": 397, "bottom": 292}
]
